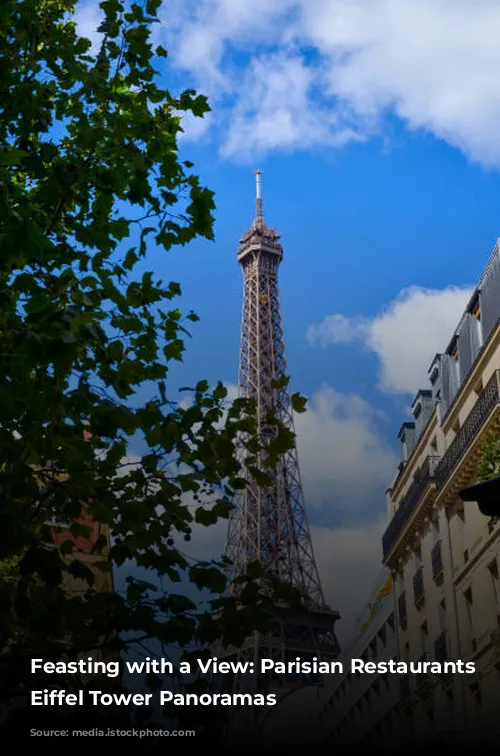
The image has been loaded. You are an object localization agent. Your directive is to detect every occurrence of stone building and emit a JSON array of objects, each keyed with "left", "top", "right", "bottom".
[{"left": 383, "top": 239, "right": 500, "bottom": 743}]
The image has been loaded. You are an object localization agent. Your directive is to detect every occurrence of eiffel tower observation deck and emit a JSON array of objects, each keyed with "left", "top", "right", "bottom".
[{"left": 212, "top": 172, "right": 341, "bottom": 740}]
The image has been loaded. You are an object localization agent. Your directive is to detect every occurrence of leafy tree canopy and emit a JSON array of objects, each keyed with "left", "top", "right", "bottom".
[{"left": 0, "top": 0, "right": 305, "bottom": 727}]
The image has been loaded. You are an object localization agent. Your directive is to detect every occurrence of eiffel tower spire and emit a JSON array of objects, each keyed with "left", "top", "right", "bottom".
[
  {"left": 224, "top": 169, "right": 331, "bottom": 607},
  {"left": 255, "top": 168, "right": 263, "bottom": 222},
  {"left": 214, "top": 173, "right": 340, "bottom": 739}
]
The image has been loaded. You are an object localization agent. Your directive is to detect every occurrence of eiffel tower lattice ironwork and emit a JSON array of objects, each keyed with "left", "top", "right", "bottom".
[{"left": 213, "top": 172, "right": 340, "bottom": 732}]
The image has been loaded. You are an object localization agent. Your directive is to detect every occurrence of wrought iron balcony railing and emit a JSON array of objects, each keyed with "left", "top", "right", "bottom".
[
  {"left": 434, "top": 630, "right": 447, "bottom": 663},
  {"left": 435, "top": 370, "right": 500, "bottom": 491},
  {"left": 398, "top": 591, "right": 407, "bottom": 626},
  {"left": 431, "top": 540, "right": 444, "bottom": 582},
  {"left": 382, "top": 456, "right": 440, "bottom": 560},
  {"left": 413, "top": 565, "right": 425, "bottom": 607}
]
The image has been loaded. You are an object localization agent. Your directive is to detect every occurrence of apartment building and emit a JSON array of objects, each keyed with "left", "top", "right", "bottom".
[
  {"left": 318, "top": 570, "right": 402, "bottom": 747},
  {"left": 383, "top": 240, "right": 500, "bottom": 743}
]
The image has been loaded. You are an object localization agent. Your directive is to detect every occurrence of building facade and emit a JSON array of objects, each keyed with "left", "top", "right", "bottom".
[
  {"left": 383, "top": 239, "right": 500, "bottom": 743},
  {"left": 318, "top": 570, "right": 402, "bottom": 747}
]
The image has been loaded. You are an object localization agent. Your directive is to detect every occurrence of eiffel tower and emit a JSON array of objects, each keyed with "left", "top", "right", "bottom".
[{"left": 212, "top": 172, "right": 340, "bottom": 739}]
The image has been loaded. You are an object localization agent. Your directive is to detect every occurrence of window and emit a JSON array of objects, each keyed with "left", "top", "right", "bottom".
[
  {"left": 420, "top": 621, "right": 428, "bottom": 655},
  {"left": 387, "top": 613, "right": 395, "bottom": 634},
  {"left": 475, "top": 304, "right": 481, "bottom": 320},
  {"left": 430, "top": 368, "right": 439, "bottom": 386},
  {"left": 378, "top": 625, "right": 386, "bottom": 648},
  {"left": 439, "top": 599, "right": 446, "bottom": 631},
  {"left": 488, "top": 559, "right": 500, "bottom": 604},
  {"left": 395, "top": 570, "right": 404, "bottom": 591},
  {"left": 470, "top": 681, "right": 482, "bottom": 708},
  {"left": 431, "top": 516, "right": 440, "bottom": 545},
  {"left": 464, "top": 588, "right": 474, "bottom": 650}
]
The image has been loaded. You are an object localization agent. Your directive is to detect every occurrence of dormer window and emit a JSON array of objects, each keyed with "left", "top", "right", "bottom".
[
  {"left": 414, "top": 403, "right": 422, "bottom": 419},
  {"left": 429, "top": 365, "right": 439, "bottom": 385},
  {"left": 453, "top": 347, "right": 459, "bottom": 361},
  {"left": 475, "top": 305, "right": 481, "bottom": 320}
]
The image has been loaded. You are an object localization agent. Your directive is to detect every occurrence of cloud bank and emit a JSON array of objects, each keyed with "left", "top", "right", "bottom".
[
  {"left": 148, "top": 0, "right": 500, "bottom": 166},
  {"left": 75, "top": 1, "right": 500, "bottom": 166},
  {"left": 308, "top": 285, "right": 473, "bottom": 394}
]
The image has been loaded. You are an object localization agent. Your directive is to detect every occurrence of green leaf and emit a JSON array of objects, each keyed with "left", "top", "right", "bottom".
[
  {"left": 194, "top": 507, "right": 218, "bottom": 526},
  {"left": 0, "top": 2, "right": 299, "bottom": 727},
  {"left": 291, "top": 392, "right": 307, "bottom": 413},
  {"left": 272, "top": 376, "right": 290, "bottom": 389},
  {"left": 0, "top": 148, "right": 29, "bottom": 166},
  {"left": 60, "top": 540, "right": 74, "bottom": 556}
]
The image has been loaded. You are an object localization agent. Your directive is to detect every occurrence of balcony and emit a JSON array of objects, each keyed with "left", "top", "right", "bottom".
[
  {"left": 382, "top": 456, "right": 440, "bottom": 560},
  {"left": 435, "top": 370, "right": 500, "bottom": 493},
  {"left": 398, "top": 591, "right": 407, "bottom": 627},
  {"left": 413, "top": 565, "right": 425, "bottom": 608},
  {"left": 431, "top": 540, "right": 444, "bottom": 583}
]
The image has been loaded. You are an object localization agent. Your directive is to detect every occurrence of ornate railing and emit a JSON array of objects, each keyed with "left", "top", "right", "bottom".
[
  {"left": 434, "top": 631, "right": 447, "bottom": 663},
  {"left": 398, "top": 591, "right": 407, "bottom": 626},
  {"left": 435, "top": 371, "right": 500, "bottom": 491},
  {"left": 413, "top": 565, "right": 424, "bottom": 606},
  {"left": 431, "top": 540, "right": 443, "bottom": 581},
  {"left": 382, "top": 456, "right": 440, "bottom": 559}
]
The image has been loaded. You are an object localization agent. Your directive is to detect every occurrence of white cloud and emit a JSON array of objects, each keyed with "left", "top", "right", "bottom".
[
  {"left": 307, "top": 313, "right": 368, "bottom": 346},
  {"left": 308, "top": 285, "right": 473, "bottom": 395},
  {"left": 178, "top": 109, "right": 213, "bottom": 143},
  {"left": 310, "top": 518, "right": 386, "bottom": 644},
  {"left": 294, "top": 385, "right": 397, "bottom": 515},
  {"left": 75, "top": 1, "right": 103, "bottom": 52},
  {"left": 220, "top": 52, "right": 364, "bottom": 160},
  {"left": 155, "top": 0, "right": 500, "bottom": 166}
]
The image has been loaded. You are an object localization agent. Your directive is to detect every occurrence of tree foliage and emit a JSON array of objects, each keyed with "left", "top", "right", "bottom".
[
  {"left": 0, "top": 0, "right": 305, "bottom": 726},
  {"left": 477, "top": 433, "right": 500, "bottom": 483},
  {"left": 477, "top": 432, "right": 500, "bottom": 525}
]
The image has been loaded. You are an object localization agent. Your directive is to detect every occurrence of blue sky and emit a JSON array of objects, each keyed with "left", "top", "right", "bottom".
[{"left": 79, "top": 0, "right": 500, "bottom": 639}]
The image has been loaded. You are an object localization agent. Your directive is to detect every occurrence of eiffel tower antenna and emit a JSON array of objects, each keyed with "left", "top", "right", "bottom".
[
  {"left": 255, "top": 168, "right": 263, "bottom": 220},
  {"left": 213, "top": 171, "right": 341, "bottom": 741}
]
